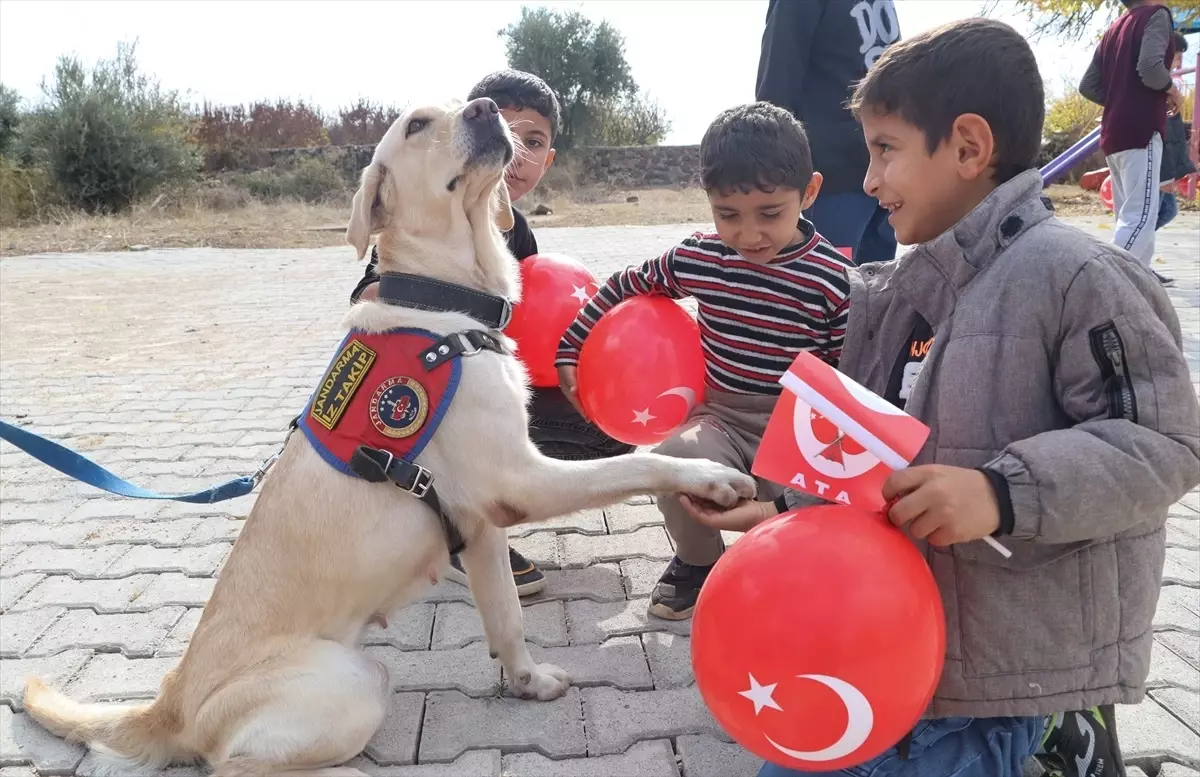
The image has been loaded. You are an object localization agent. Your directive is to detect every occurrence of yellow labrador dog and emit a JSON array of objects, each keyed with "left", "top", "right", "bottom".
[{"left": 22, "top": 98, "right": 756, "bottom": 777}]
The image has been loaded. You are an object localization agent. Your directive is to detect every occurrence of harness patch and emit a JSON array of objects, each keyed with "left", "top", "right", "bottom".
[
  {"left": 310, "top": 338, "right": 377, "bottom": 430},
  {"left": 369, "top": 377, "right": 429, "bottom": 439}
]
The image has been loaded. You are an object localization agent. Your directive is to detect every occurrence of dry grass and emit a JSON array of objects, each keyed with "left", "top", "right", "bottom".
[{"left": 1, "top": 183, "right": 1111, "bottom": 257}]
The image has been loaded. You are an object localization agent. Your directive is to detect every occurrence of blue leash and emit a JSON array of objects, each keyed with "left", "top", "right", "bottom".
[{"left": 0, "top": 419, "right": 281, "bottom": 504}]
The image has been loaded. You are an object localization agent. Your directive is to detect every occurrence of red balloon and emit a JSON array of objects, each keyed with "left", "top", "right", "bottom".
[
  {"left": 692, "top": 506, "right": 945, "bottom": 771},
  {"left": 576, "top": 295, "right": 706, "bottom": 446},
  {"left": 1100, "top": 174, "right": 1113, "bottom": 212},
  {"left": 507, "top": 253, "right": 600, "bottom": 387}
]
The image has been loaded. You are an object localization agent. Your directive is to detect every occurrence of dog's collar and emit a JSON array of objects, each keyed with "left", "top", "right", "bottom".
[{"left": 376, "top": 272, "right": 513, "bottom": 331}]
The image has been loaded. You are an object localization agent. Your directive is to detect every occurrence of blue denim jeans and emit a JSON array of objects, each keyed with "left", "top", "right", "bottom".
[
  {"left": 804, "top": 192, "right": 898, "bottom": 265},
  {"left": 1157, "top": 191, "right": 1178, "bottom": 230},
  {"left": 756, "top": 715, "right": 1045, "bottom": 777}
]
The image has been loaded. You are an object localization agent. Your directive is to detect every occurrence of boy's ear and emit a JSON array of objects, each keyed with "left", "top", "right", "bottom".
[
  {"left": 543, "top": 147, "right": 557, "bottom": 171},
  {"left": 950, "top": 114, "right": 996, "bottom": 182},
  {"left": 801, "top": 172, "right": 824, "bottom": 210}
]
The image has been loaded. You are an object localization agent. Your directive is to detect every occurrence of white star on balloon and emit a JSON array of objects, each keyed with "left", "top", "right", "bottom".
[
  {"left": 739, "top": 673, "right": 783, "bottom": 716},
  {"left": 570, "top": 285, "right": 593, "bottom": 305},
  {"left": 631, "top": 407, "right": 656, "bottom": 426}
]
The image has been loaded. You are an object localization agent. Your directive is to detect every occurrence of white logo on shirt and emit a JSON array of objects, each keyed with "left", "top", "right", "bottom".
[{"left": 851, "top": 0, "right": 900, "bottom": 69}]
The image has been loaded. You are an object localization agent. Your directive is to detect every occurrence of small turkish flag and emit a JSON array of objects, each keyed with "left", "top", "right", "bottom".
[{"left": 753, "top": 352, "right": 929, "bottom": 511}]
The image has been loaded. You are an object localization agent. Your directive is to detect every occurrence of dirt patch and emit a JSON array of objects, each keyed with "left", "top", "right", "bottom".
[{"left": 1, "top": 184, "right": 1109, "bottom": 257}]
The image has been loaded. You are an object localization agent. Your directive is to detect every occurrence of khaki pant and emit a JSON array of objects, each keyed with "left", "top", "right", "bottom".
[{"left": 653, "top": 389, "right": 783, "bottom": 566}]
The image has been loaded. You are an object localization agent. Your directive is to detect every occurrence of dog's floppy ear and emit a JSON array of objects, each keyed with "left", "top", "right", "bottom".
[
  {"left": 346, "top": 162, "right": 389, "bottom": 260},
  {"left": 492, "top": 178, "right": 514, "bottom": 233}
]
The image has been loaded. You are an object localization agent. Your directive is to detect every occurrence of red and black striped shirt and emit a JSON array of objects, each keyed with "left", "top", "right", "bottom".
[{"left": 555, "top": 222, "right": 853, "bottom": 395}]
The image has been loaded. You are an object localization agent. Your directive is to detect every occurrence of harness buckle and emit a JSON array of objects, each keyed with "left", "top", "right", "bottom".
[
  {"left": 407, "top": 464, "right": 434, "bottom": 499},
  {"left": 251, "top": 449, "right": 283, "bottom": 486},
  {"left": 497, "top": 298, "right": 513, "bottom": 330}
]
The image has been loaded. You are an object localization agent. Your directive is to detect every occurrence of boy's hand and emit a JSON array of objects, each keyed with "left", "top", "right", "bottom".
[
  {"left": 1167, "top": 85, "right": 1182, "bottom": 116},
  {"left": 556, "top": 365, "right": 588, "bottom": 420},
  {"left": 680, "top": 495, "right": 779, "bottom": 533},
  {"left": 882, "top": 465, "right": 1001, "bottom": 547}
]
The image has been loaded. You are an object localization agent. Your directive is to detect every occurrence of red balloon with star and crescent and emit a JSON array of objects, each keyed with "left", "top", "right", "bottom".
[
  {"left": 576, "top": 295, "right": 706, "bottom": 446},
  {"left": 691, "top": 505, "right": 945, "bottom": 771},
  {"left": 507, "top": 253, "right": 601, "bottom": 387}
]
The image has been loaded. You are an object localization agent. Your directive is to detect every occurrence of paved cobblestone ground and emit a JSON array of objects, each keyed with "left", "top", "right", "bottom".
[{"left": 1, "top": 215, "right": 1197, "bottom": 776}]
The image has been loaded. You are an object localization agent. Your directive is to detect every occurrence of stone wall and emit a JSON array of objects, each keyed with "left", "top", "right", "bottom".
[{"left": 250, "top": 143, "right": 702, "bottom": 190}]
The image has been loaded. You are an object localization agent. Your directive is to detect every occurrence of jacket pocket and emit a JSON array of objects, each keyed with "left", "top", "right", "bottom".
[{"left": 953, "top": 542, "right": 1093, "bottom": 677}]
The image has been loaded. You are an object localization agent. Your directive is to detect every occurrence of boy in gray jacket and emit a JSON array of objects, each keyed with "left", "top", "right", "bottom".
[{"left": 682, "top": 18, "right": 1200, "bottom": 777}]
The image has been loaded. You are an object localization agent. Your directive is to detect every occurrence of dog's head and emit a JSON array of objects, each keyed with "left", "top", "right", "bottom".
[{"left": 346, "top": 98, "right": 517, "bottom": 289}]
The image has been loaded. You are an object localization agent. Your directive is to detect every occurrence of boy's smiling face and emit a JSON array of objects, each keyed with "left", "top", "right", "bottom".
[
  {"left": 861, "top": 109, "right": 997, "bottom": 246},
  {"left": 501, "top": 107, "right": 555, "bottom": 203},
  {"left": 708, "top": 176, "right": 821, "bottom": 264}
]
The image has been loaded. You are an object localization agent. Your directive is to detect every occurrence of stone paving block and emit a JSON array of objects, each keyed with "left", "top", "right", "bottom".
[
  {"left": 1163, "top": 546, "right": 1200, "bottom": 586},
  {"left": 415, "top": 580, "right": 473, "bottom": 605},
  {"left": 1160, "top": 765, "right": 1200, "bottom": 777},
  {"left": 102, "top": 543, "right": 230, "bottom": 577},
  {"left": 1168, "top": 517, "right": 1200, "bottom": 549},
  {"left": 1150, "top": 685, "right": 1200, "bottom": 733},
  {"left": 362, "top": 603, "right": 435, "bottom": 651},
  {"left": 364, "top": 692, "right": 425, "bottom": 765},
  {"left": 1150, "top": 637, "right": 1200, "bottom": 690},
  {"left": 0, "top": 608, "right": 63, "bottom": 658},
  {"left": 76, "top": 753, "right": 205, "bottom": 776},
  {"left": 0, "top": 650, "right": 92, "bottom": 711},
  {"left": 0, "top": 500, "right": 82, "bottom": 525},
  {"left": 527, "top": 563, "right": 626, "bottom": 604},
  {"left": 156, "top": 607, "right": 203, "bottom": 657},
  {"left": 62, "top": 500, "right": 163, "bottom": 522},
  {"left": 183, "top": 516, "right": 245, "bottom": 544},
  {"left": 582, "top": 685, "right": 724, "bottom": 756},
  {"left": 156, "top": 493, "right": 257, "bottom": 520},
  {"left": 66, "top": 653, "right": 175, "bottom": 702},
  {"left": 419, "top": 688, "right": 585, "bottom": 762},
  {"left": 2, "top": 544, "right": 131, "bottom": 577},
  {"left": 28, "top": 606, "right": 184, "bottom": 658},
  {"left": 566, "top": 597, "right": 690, "bottom": 644},
  {"left": 0, "top": 766, "right": 37, "bottom": 776},
  {"left": 502, "top": 739, "right": 679, "bottom": 777},
  {"left": 367, "top": 643, "right": 500, "bottom": 697},
  {"left": 677, "top": 734, "right": 761, "bottom": 777},
  {"left": 0, "top": 544, "right": 26, "bottom": 567},
  {"left": 344, "top": 750, "right": 501, "bottom": 776},
  {"left": 528, "top": 636, "right": 653, "bottom": 691},
  {"left": 508, "top": 509, "right": 607, "bottom": 538},
  {"left": 604, "top": 502, "right": 665, "bottom": 534},
  {"left": 77, "top": 518, "right": 201, "bottom": 547},
  {"left": 642, "top": 632, "right": 694, "bottom": 689},
  {"left": 1115, "top": 698, "right": 1199, "bottom": 764},
  {"left": 0, "top": 706, "right": 86, "bottom": 774},
  {"left": 621, "top": 557, "right": 668, "bottom": 598},
  {"left": 1156, "top": 585, "right": 1200, "bottom": 634},
  {"left": 508, "top": 532, "right": 561, "bottom": 570},
  {"left": 129, "top": 573, "right": 216, "bottom": 611},
  {"left": 1181, "top": 491, "right": 1199, "bottom": 513},
  {"left": 561, "top": 527, "right": 673, "bottom": 568},
  {"left": 1158, "top": 629, "right": 1199, "bottom": 670},
  {"left": 432, "top": 601, "right": 567, "bottom": 650},
  {"left": 13, "top": 574, "right": 152, "bottom": 613}
]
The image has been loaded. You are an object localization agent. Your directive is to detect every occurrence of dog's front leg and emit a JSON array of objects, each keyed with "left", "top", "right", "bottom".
[{"left": 458, "top": 522, "right": 570, "bottom": 700}]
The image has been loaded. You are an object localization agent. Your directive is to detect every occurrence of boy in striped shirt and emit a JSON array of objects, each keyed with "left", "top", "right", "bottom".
[{"left": 554, "top": 102, "right": 855, "bottom": 620}]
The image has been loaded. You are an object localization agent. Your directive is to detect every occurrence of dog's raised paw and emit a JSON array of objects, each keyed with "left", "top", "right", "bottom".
[
  {"left": 677, "top": 461, "right": 757, "bottom": 507},
  {"left": 510, "top": 662, "right": 571, "bottom": 701}
]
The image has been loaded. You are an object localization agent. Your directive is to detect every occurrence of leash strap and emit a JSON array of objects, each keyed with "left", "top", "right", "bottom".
[
  {"left": 376, "top": 273, "right": 513, "bottom": 331},
  {"left": 0, "top": 419, "right": 278, "bottom": 504}
]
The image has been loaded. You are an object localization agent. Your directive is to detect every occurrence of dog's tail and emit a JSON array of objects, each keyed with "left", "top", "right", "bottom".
[{"left": 23, "top": 675, "right": 186, "bottom": 770}]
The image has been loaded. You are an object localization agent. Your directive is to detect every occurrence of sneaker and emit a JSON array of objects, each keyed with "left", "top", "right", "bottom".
[
  {"left": 1153, "top": 270, "right": 1176, "bottom": 287},
  {"left": 1036, "top": 705, "right": 1124, "bottom": 777},
  {"left": 647, "top": 556, "right": 714, "bottom": 620},
  {"left": 444, "top": 547, "right": 547, "bottom": 597}
]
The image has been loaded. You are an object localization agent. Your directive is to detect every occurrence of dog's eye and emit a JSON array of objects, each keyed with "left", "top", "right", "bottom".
[{"left": 406, "top": 118, "right": 429, "bottom": 137}]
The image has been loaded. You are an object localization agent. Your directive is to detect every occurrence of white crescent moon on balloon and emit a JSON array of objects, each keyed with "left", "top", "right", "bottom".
[
  {"left": 763, "top": 674, "right": 874, "bottom": 763},
  {"left": 655, "top": 386, "right": 698, "bottom": 414}
]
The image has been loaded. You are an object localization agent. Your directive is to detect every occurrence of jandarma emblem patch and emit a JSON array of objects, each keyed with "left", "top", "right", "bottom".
[
  {"left": 369, "top": 377, "right": 430, "bottom": 439},
  {"left": 309, "top": 339, "right": 378, "bottom": 430}
]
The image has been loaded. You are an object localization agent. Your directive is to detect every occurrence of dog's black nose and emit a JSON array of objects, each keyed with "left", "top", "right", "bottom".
[{"left": 463, "top": 97, "right": 499, "bottom": 122}]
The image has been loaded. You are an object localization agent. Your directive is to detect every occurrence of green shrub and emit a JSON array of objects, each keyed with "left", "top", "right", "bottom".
[
  {"left": 0, "top": 84, "right": 20, "bottom": 158},
  {"left": 17, "top": 42, "right": 198, "bottom": 214},
  {"left": 0, "top": 158, "right": 58, "bottom": 226},
  {"left": 231, "top": 156, "right": 346, "bottom": 203}
]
